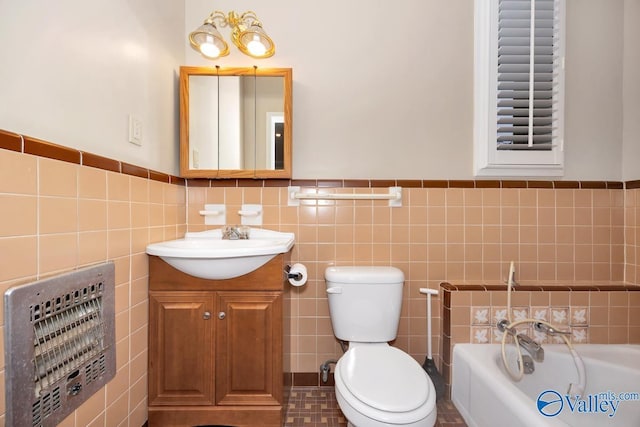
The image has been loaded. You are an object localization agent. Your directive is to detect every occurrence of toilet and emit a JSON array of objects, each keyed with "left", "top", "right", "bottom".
[{"left": 325, "top": 266, "right": 437, "bottom": 427}]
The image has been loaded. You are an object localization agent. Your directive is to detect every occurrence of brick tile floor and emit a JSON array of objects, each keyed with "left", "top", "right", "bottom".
[{"left": 283, "top": 387, "right": 467, "bottom": 427}]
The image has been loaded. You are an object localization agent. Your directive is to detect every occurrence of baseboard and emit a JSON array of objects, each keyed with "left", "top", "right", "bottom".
[{"left": 284, "top": 372, "right": 335, "bottom": 387}]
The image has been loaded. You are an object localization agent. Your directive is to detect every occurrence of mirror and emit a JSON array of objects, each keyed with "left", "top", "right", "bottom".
[{"left": 179, "top": 66, "right": 292, "bottom": 178}]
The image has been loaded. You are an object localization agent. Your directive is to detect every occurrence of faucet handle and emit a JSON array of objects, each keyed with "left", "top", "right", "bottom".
[
  {"left": 534, "top": 322, "right": 571, "bottom": 336},
  {"left": 237, "top": 225, "right": 250, "bottom": 239},
  {"left": 497, "top": 319, "right": 518, "bottom": 336}
]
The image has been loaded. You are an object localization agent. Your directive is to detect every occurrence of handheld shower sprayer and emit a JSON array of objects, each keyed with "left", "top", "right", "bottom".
[{"left": 507, "top": 261, "right": 517, "bottom": 287}]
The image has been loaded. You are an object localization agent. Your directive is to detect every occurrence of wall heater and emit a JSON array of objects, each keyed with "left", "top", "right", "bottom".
[{"left": 4, "top": 262, "right": 116, "bottom": 427}]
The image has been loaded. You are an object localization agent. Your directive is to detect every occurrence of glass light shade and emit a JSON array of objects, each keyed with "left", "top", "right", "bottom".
[
  {"left": 200, "top": 35, "right": 221, "bottom": 58},
  {"left": 189, "top": 23, "right": 229, "bottom": 58},
  {"left": 236, "top": 24, "right": 275, "bottom": 58},
  {"left": 246, "top": 35, "right": 267, "bottom": 56}
]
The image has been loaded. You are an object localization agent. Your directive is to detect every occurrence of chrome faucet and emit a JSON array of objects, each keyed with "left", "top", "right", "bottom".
[
  {"left": 514, "top": 333, "right": 544, "bottom": 363},
  {"left": 222, "top": 225, "right": 250, "bottom": 240},
  {"left": 534, "top": 322, "right": 572, "bottom": 337},
  {"left": 497, "top": 319, "right": 544, "bottom": 362}
]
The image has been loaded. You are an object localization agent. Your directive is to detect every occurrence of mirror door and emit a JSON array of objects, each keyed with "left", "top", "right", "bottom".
[{"left": 179, "top": 67, "right": 292, "bottom": 178}]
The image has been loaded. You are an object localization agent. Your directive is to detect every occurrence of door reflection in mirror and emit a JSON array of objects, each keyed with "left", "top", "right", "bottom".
[
  {"left": 187, "top": 75, "right": 284, "bottom": 170},
  {"left": 180, "top": 66, "right": 292, "bottom": 178}
]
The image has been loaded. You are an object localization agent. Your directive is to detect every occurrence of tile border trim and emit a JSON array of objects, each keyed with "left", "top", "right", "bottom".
[
  {"left": 1, "top": 128, "right": 637, "bottom": 189},
  {"left": 440, "top": 282, "right": 640, "bottom": 294},
  {"left": 186, "top": 178, "right": 628, "bottom": 189},
  {"left": 0, "top": 128, "right": 184, "bottom": 185}
]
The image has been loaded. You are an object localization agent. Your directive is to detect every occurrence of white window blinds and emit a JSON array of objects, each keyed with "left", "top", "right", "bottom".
[{"left": 496, "top": 0, "right": 561, "bottom": 151}]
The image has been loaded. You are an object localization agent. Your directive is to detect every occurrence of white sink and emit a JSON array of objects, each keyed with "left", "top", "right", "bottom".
[{"left": 146, "top": 228, "right": 295, "bottom": 280}]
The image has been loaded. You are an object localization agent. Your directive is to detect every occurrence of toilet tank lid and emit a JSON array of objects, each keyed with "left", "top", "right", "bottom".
[{"left": 325, "top": 266, "right": 404, "bottom": 284}]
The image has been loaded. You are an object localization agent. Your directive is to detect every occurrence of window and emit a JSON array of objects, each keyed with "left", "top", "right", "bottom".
[{"left": 474, "top": 0, "right": 565, "bottom": 177}]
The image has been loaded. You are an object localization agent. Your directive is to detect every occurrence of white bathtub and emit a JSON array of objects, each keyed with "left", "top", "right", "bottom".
[{"left": 452, "top": 343, "right": 640, "bottom": 427}]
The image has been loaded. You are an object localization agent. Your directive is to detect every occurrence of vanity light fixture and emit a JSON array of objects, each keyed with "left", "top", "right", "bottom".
[{"left": 189, "top": 10, "right": 275, "bottom": 60}]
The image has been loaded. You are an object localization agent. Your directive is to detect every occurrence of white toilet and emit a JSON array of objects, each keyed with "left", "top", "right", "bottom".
[{"left": 325, "top": 266, "right": 437, "bottom": 427}]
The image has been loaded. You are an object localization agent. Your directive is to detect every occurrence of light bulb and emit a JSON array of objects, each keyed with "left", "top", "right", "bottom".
[
  {"left": 247, "top": 35, "right": 267, "bottom": 56},
  {"left": 200, "top": 35, "right": 221, "bottom": 58}
]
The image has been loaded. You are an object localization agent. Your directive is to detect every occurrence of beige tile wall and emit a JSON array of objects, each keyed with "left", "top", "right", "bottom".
[
  {"left": 0, "top": 141, "right": 635, "bottom": 425},
  {"left": 186, "top": 185, "right": 626, "bottom": 373},
  {"left": 0, "top": 149, "right": 186, "bottom": 426},
  {"left": 625, "top": 188, "right": 640, "bottom": 282}
]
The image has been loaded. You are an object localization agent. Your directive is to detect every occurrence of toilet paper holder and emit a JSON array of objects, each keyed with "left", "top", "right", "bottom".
[{"left": 284, "top": 264, "right": 303, "bottom": 281}]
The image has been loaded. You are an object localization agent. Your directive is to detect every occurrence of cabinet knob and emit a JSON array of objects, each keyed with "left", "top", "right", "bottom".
[
  {"left": 218, "top": 311, "right": 226, "bottom": 320},
  {"left": 203, "top": 311, "right": 211, "bottom": 320}
]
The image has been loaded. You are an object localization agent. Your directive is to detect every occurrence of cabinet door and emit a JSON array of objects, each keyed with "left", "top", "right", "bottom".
[
  {"left": 216, "top": 292, "right": 283, "bottom": 405},
  {"left": 149, "top": 292, "right": 215, "bottom": 405}
]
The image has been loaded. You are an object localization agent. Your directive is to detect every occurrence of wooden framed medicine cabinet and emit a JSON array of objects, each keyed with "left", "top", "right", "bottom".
[{"left": 179, "top": 66, "right": 292, "bottom": 179}]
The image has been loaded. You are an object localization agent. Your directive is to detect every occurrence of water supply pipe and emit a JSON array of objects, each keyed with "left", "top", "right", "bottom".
[{"left": 320, "top": 360, "right": 337, "bottom": 383}]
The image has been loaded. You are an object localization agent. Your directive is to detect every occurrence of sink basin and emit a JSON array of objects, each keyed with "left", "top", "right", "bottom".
[{"left": 146, "top": 228, "right": 295, "bottom": 280}]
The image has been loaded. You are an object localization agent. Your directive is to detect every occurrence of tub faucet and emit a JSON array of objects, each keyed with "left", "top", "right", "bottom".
[
  {"left": 515, "top": 333, "right": 544, "bottom": 363},
  {"left": 497, "top": 319, "right": 544, "bottom": 362}
]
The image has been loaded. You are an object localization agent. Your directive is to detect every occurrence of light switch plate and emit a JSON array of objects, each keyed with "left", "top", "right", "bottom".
[{"left": 128, "top": 114, "right": 142, "bottom": 146}]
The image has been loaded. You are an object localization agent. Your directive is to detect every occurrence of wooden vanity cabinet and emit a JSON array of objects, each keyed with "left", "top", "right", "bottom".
[
  {"left": 147, "top": 254, "right": 287, "bottom": 427},
  {"left": 149, "top": 292, "right": 215, "bottom": 406}
]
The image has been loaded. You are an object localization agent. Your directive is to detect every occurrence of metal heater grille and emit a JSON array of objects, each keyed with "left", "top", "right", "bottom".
[{"left": 4, "top": 262, "right": 116, "bottom": 427}]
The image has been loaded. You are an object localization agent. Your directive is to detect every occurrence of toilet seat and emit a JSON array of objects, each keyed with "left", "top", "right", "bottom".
[
  {"left": 335, "top": 345, "right": 436, "bottom": 425},
  {"left": 339, "top": 345, "right": 428, "bottom": 412}
]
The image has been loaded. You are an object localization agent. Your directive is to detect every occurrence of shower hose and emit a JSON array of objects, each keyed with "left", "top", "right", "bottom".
[{"left": 500, "top": 263, "right": 586, "bottom": 396}]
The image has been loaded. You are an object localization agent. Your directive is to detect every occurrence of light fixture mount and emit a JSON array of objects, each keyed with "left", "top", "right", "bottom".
[{"left": 189, "top": 10, "right": 275, "bottom": 60}]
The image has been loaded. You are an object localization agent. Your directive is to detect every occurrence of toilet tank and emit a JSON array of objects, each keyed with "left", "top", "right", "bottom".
[{"left": 325, "top": 266, "right": 404, "bottom": 342}]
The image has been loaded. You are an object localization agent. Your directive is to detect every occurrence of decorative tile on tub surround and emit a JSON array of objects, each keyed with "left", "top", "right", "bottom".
[
  {"left": 471, "top": 305, "right": 582, "bottom": 344},
  {"left": 441, "top": 282, "right": 640, "bottom": 397}
]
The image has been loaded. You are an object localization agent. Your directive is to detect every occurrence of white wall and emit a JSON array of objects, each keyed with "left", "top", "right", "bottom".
[
  {"left": 0, "top": 0, "right": 184, "bottom": 175},
  {"left": 185, "top": 0, "right": 629, "bottom": 180},
  {"left": 0, "top": 1, "right": 634, "bottom": 180},
  {"left": 622, "top": 0, "right": 640, "bottom": 182},
  {"left": 564, "top": 1, "right": 624, "bottom": 181}
]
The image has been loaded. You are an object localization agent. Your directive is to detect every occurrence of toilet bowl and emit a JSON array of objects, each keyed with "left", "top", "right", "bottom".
[
  {"left": 325, "top": 266, "right": 437, "bottom": 427},
  {"left": 334, "top": 344, "right": 436, "bottom": 427}
]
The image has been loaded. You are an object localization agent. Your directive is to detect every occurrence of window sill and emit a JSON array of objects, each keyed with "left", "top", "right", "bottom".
[{"left": 474, "top": 164, "right": 564, "bottom": 178}]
